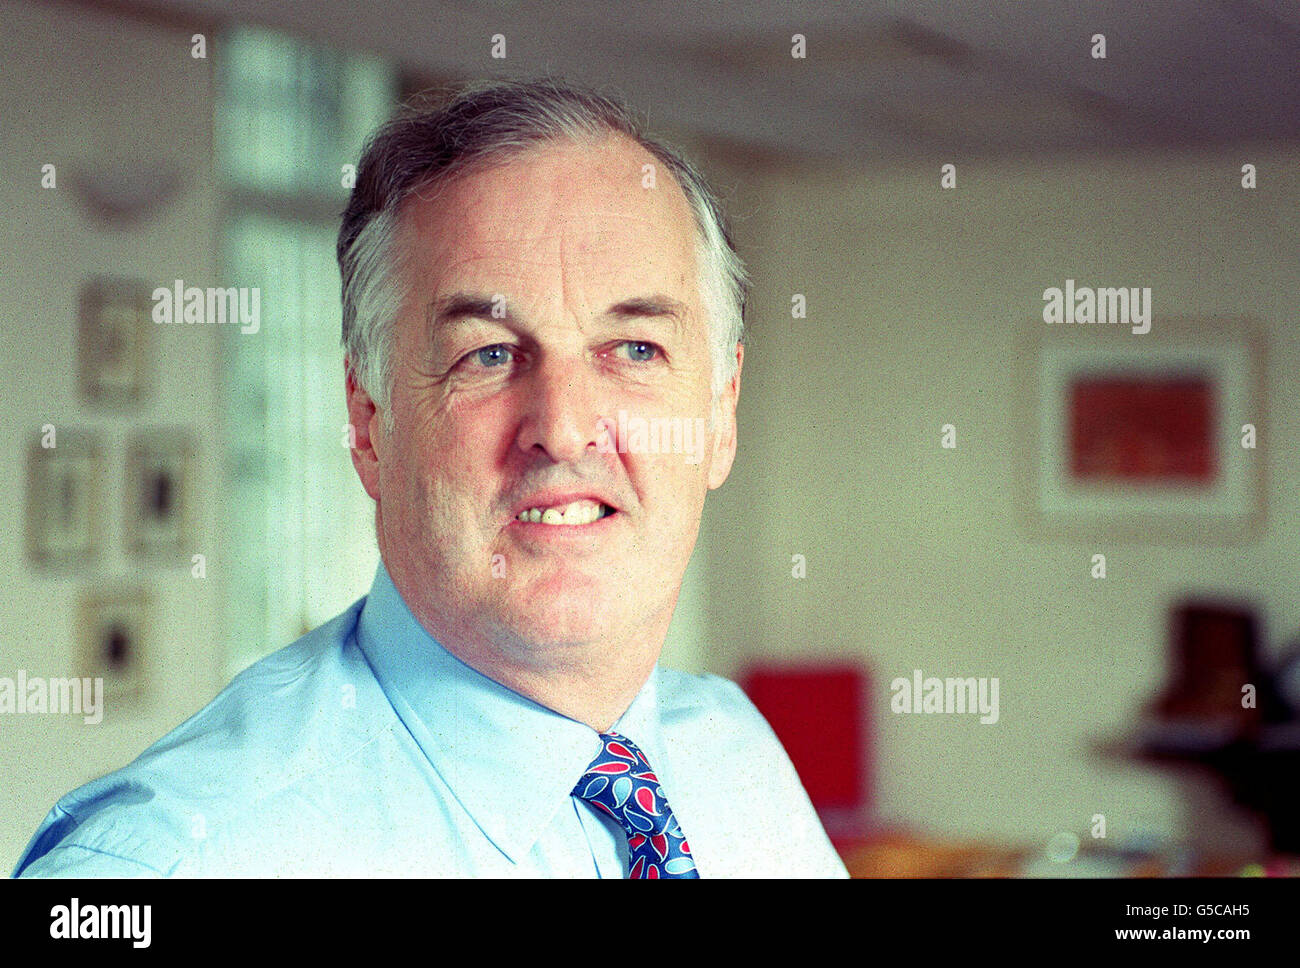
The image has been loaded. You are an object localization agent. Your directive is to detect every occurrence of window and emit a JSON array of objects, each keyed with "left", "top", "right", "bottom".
[{"left": 216, "top": 26, "right": 396, "bottom": 675}]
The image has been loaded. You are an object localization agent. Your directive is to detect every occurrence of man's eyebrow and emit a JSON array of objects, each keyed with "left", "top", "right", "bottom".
[
  {"left": 427, "top": 292, "right": 507, "bottom": 330},
  {"left": 427, "top": 292, "right": 691, "bottom": 332},
  {"left": 603, "top": 295, "right": 690, "bottom": 327}
]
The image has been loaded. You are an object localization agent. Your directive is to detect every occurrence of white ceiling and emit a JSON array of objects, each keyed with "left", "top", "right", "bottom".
[{"left": 132, "top": 0, "right": 1300, "bottom": 161}]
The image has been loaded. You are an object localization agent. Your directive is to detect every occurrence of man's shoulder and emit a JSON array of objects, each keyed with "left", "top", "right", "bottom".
[
  {"left": 656, "top": 667, "right": 769, "bottom": 719},
  {"left": 140, "top": 598, "right": 386, "bottom": 784},
  {"left": 13, "top": 598, "right": 394, "bottom": 877},
  {"left": 655, "top": 667, "right": 785, "bottom": 751},
  {"left": 156, "top": 599, "right": 381, "bottom": 758}
]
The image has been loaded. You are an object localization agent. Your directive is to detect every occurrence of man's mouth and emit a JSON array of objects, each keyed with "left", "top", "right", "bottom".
[{"left": 513, "top": 499, "right": 617, "bottom": 526}]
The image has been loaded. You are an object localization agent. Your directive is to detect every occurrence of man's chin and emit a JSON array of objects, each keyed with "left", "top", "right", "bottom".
[{"left": 489, "top": 585, "right": 614, "bottom": 649}]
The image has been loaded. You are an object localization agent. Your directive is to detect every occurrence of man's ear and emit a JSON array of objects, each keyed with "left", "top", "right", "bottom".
[
  {"left": 345, "top": 360, "right": 384, "bottom": 501},
  {"left": 707, "top": 343, "right": 743, "bottom": 490}
]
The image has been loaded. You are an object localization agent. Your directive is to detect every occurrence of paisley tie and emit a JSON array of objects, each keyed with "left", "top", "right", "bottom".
[{"left": 572, "top": 731, "right": 699, "bottom": 878}]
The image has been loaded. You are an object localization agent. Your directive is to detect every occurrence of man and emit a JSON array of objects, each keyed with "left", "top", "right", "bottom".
[{"left": 14, "top": 79, "right": 846, "bottom": 878}]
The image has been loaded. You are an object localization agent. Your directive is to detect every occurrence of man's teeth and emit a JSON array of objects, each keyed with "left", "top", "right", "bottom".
[{"left": 516, "top": 501, "right": 609, "bottom": 525}]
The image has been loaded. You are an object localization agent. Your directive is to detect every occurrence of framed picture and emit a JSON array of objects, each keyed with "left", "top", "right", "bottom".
[
  {"left": 77, "top": 276, "right": 152, "bottom": 405},
  {"left": 1021, "top": 318, "right": 1265, "bottom": 543},
  {"left": 25, "top": 429, "right": 105, "bottom": 567},
  {"left": 77, "top": 589, "right": 149, "bottom": 703},
  {"left": 125, "top": 430, "right": 197, "bottom": 559}
]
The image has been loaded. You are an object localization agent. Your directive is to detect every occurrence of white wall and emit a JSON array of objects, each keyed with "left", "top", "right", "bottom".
[
  {"left": 0, "top": 0, "right": 224, "bottom": 866},
  {"left": 701, "top": 145, "right": 1299, "bottom": 852}
]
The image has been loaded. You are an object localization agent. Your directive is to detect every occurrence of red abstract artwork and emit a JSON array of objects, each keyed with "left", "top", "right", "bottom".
[{"left": 1068, "top": 376, "right": 1218, "bottom": 484}]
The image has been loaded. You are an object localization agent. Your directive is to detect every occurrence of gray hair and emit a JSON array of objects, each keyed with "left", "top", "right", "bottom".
[{"left": 337, "top": 78, "right": 748, "bottom": 424}]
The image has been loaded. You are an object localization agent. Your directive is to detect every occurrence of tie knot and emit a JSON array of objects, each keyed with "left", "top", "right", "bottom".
[{"left": 572, "top": 732, "right": 698, "bottom": 878}]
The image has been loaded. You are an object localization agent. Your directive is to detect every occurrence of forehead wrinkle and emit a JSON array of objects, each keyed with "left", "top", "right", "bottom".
[
  {"left": 458, "top": 218, "right": 662, "bottom": 264},
  {"left": 558, "top": 216, "right": 590, "bottom": 336},
  {"left": 472, "top": 211, "right": 661, "bottom": 242},
  {"left": 438, "top": 251, "right": 568, "bottom": 276}
]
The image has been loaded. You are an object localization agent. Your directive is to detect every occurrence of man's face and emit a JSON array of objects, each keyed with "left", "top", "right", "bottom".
[{"left": 349, "top": 135, "right": 741, "bottom": 679}]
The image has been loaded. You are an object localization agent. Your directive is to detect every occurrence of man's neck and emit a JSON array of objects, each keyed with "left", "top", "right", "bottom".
[
  {"left": 448, "top": 651, "right": 653, "bottom": 733},
  {"left": 404, "top": 598, "right": 665, "bottom": 732}
]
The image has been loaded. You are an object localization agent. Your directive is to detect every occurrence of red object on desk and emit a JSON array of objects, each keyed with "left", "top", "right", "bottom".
[{"left": 741, "top": 664, "right": 869, "bottom": 811}]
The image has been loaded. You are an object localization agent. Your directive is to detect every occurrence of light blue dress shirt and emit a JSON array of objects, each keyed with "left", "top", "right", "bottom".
[{"left": 13, "top": 563, "right": 847, "bottom": 878}]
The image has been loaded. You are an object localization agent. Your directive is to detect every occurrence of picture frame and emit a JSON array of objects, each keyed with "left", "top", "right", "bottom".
[
  {"left": 77, "top": 588, "right": 149, "bottom": 703},
  {"left": 125, "top": 429, "right": 197, "bottom": 559},
  {"left": 77, "top": 276, "right": 152, "bottom": 405},
  {"left": 25, "top": 429, "right": 105, "bottom": 567},
  {"left": 1019, "top": 318, "right": 1266, "bottom": 544}
]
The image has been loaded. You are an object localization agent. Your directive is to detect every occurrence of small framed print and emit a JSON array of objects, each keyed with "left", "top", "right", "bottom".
[
  {"left": 25, "top": 429, "right": 105, "bottom": 567},
  {"left": 78, "top": 276, "right": 152, "bottom": 405},
  {"left": 125, "top": 430, "right": 197, "bottom": 559},
  {"left": 1020, "top": 318, "right": 1266, "bottom": 543},
  {"left": 78, "top": 589, "right": 149, "bottom": 703}
]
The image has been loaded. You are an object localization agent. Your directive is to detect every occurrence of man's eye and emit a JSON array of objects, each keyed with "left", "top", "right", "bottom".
[
  {"left": 618, "top": 341, "right": 660, "bottom": 363},
  {"left": 469, "top": 344, "right": 512, "bottom": 368}
]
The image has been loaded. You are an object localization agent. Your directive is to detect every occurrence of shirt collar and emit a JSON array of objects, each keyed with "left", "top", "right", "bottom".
[{"left": 354, "top": 561, "right": 664, "bottom": 863}]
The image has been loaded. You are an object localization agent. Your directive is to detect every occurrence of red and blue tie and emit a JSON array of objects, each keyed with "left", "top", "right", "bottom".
[{"left": 572, "top": 732, "right": 699, "bottom": 879}]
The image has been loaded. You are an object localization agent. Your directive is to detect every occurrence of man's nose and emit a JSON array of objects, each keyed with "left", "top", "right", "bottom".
[{"left": 515, "top": 355, "right": 606, "bottom": 464}]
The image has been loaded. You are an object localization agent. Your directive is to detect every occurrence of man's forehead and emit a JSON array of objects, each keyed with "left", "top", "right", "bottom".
[
  {"left": 398, "top": 136, "right": 697, "bottom": 268},
  {"left": 437, "top": 212, "right": 672, "bottom": 252}
]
